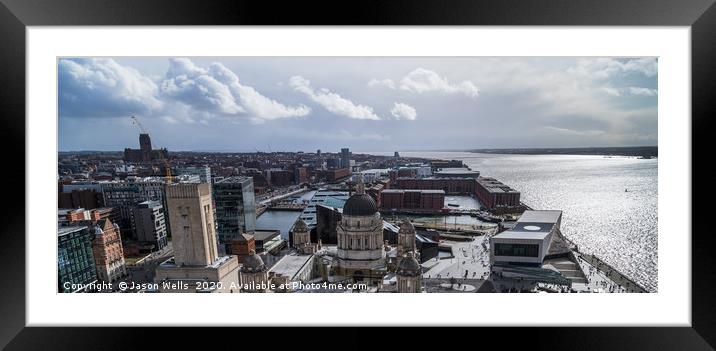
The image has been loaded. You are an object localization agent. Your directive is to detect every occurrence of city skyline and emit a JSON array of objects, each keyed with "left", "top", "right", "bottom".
[{"left": 59, "top": 57, "right": 657, "bottom": 152}]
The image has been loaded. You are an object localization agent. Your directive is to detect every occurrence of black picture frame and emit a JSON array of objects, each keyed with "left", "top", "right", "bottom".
[{"left": 1, "top": 0, "right": 713, "bottom": 349}]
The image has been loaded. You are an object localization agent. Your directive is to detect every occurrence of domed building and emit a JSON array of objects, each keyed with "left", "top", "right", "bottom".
[
  {"left": 239, "top": 250, "right": 269, "bottom": 293},
  {"left": 291, "top": 219, "right": 317, "bottom": 254},
  {"left": 396, "top": 252, "right": 422, "bottom": 293},
  {"left": 334, "top": 175, "right": 385, "bottom": 282}
]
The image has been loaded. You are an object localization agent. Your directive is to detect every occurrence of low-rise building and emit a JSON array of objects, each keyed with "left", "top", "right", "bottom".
[
  {"left": 476, "top": 177, "right": 521, "bottom": 208},
  {"left": 268, "top": 254, "right": 316, "bottom": 291},
  {"left": 380, "top": 189, "right": 445, "bottom": 212},
  {"left": 490, "top": 210, "right": 562, "bottom": 268}
]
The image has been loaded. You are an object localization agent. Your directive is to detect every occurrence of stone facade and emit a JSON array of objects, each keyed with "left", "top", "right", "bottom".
[
  {"left": 396, "top": 252, "right": 422, "bottom": 293},
  {"left": 292, "top": 219, "right": 317, "bottom": 255},
  {"left": 166, "top": 183, "right": 218, "bottom": 266},
  {"left": 91, "top": 219, "right": 127, "bottom": 283},
  {"left": 397, "top": 220, "right": 416, "bottom": 257},
  {"left": 155, "top": 256, "right": 241, "bottom": 293},
  {"left": 334, "top": 176, "right": 385, "bottom": 281},
  {"left": 239, "top": 251, "right": 270, "bottom": 293},
  {"left": 155, "top": 183, "right": 241, "bottom": 293}
]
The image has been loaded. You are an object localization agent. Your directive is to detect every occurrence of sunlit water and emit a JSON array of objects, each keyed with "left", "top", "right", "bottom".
[{"left": 370, "top": 151, "right": 658, "bottom": 292}]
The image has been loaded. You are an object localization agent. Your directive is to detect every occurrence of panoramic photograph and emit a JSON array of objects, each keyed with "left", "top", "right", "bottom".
[{"left": 57, "top": 56, "right": 657, "bottom": 294}]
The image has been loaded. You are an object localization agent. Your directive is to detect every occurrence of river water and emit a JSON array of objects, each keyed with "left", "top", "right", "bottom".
[{"left": 370, "top": 151, "right": 658, "bottom": 292}]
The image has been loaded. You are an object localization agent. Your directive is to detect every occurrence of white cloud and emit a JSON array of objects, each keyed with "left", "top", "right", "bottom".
[
  {"left": 399, "top": 68, "right": 479, "bottom": 98},
  {"left": 58, "top": 58, "right": 163, "bottom": 118},
  {"left": 568, "top": 58, "right": 658, "bottom": 79},
  {"left": 161, "top": 58, "right": 310, "bottom": 123},
  {"left": 289, "top": 76, "right": 380, "bottom": 120},
  {"left": 368, "top": 78, "right": 396, "bottom": 89},
  {"left": 602, "top": 86, "right": 621, "bottom": 96},
  {"left": 207, "top": 63, "right": 310, "bottom": 121},
  {"left": 628, "top": 87, "right": 658, "bottom": 96},
  {"left": 390, "top": 102, "right": 417, "bottom": 120},
  {"left": 160, "top": 59, "right": 244, "bottom": 115}
]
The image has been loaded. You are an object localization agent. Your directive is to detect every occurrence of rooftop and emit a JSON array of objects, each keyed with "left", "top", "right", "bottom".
[
  {"left": 214, "top": 176, "right": 252, "bottom": 184},
  {"left": 381, "top": 189, "right": 445, "bottom": 194},
  {"left": 477, "top": 177, "right": 519, "bottom": 194},
  {"left": 268, "top": 255, "right": 313, "bottom": 279},
  {"left": 517, "top": 210, "right": 562, "bottom": 224},
  {"left": 58, "top": 226, "right": 87, "bottom": 237},
  {"left": 434, "top": 168, "right": 480, "bottom": 175},
  {"left": 492, "top": 230, "right": 551, "bottom": 241},
  {"left": 253, "top": 230, "right": 280, "bottom": 241}
]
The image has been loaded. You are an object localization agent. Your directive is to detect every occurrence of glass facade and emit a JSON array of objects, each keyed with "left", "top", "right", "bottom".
[
  {"left": 214, "top": 177, "right": 256, "bottom": 243},
  {"left": 494, "top": 243, "right": 539, "bottom": 257},
  {"left": 58, "top": 226, "right": 97, "bottom": 292}
]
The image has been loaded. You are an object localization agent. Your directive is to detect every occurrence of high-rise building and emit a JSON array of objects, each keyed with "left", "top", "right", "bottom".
[
  {"left": 131, "top": 200, "right": 168, "bottom": 251},
  {"left": 155, "top": 183, "right": 241, "bottom": 293},
  {"left": 340, "top": 148, "right": 351, "bottom": 169},
  {"left": 90, "top": 219, "right": 127, "bottom": 283},
  {"left": 213, "top": 177, "right": 257, "bottom": 254},
  {"left": 58, "top": 226, "right": 97, "bottom": 293}
]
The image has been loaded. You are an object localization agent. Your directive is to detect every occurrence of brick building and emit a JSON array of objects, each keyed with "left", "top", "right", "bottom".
[
  {"left": 380, "top": 189, "right": 445, "bottom": 212},
  {"left": 475, "top": 177, "right": 521, "bottom": 208},
  {"left": 229, "top": 233, "right": 256, "bottom": 263},
  {"left": 90, "top": 219, "right": 127, "bottom": 283},
  {"left": 325, "top": 168, "right": 351, "bottom": 182},
  {"left": 394, "top": 176, "right": 520, "bottom": 209}
]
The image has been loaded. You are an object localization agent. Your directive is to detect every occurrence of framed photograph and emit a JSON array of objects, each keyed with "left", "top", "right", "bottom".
[{"left": 2, "top": 0, "right": 713, "bottom": 349}]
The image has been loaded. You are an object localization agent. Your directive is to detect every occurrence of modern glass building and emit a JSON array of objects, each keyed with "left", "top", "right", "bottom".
[
  {"left": 340, "top": 148, "right": 351, "bottom": 169},
  {"left": 58, "top": 226, "right": 98, "bottom": 293},
  {"left": 213, "top": 177, "right": 257, "bottom": 249}
]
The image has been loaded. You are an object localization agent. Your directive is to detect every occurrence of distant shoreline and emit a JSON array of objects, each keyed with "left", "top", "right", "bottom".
[
  {"left": 465, "top": 146, "right": 657, "bottom": 157},
  {"left": 399, "top": 146, "right": 657, "bottom": 158}
]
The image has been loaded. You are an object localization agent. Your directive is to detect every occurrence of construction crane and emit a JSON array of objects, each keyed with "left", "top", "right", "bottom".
[{"left": 131, "top": 115, "right": 173, "bottom": 183}]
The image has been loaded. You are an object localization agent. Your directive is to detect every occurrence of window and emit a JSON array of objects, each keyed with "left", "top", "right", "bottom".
[{"left": 494, "top": 243, "right": 539, "bottom": 257}]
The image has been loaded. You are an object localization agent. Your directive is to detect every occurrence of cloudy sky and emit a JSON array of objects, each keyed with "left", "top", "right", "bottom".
[{"left": 58, "top": 57, "right": 657, "bottom": 152}]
